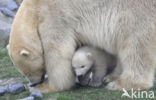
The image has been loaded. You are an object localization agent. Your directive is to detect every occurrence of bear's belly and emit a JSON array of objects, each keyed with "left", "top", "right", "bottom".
[
  {"left": 73, "top": 15, "right": 118, "bottom": 54},
  {"left": 66, "top": 0, "right": 120, "bottom": 54},
  {"left": 75, "top": 29, "right": 117, "bottom": 55}
]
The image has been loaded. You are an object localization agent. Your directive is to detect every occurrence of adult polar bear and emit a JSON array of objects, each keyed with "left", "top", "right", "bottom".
[{"left": 9, "top": 0, "right": 156, "bottom": 92}]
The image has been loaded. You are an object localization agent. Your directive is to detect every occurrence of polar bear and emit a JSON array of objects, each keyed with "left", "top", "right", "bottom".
[
  {"left": 72, "top": 46, "right": 116, "bottom": 87},
  {"left": 9, "top": 0, "right": 156, "bottom": 92}
]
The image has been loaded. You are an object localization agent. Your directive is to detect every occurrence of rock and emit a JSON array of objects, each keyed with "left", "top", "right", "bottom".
[
  {"left": 0, "top": 2, "right": 6, "bottom": 7},
  {"left": 0, "top": 20, "right": 11, "bottom": 34},
  {"left": 0, "top": 20, "right": 11, "bottom": 48},
  {"left": 0, "top": 86, "right": 8, "bottom": 95},
  {"left": 20, "top": 96, "right": 34, "bottom": 100},
  {"left": 30, "top": 91, "right": 43, "bottom": 98},
  {"left": 0, "top": 90, "right": 5, "bottom": 96},
  {"left": 15, "top": 0, "right": 23, "bottom": 5},
  {"left": 0, "top": 11, "right": 13, "bottom": 23},
  {"left": 7, "top": 82, "right": 25, "bottom": 94},
  {"left": 0, "top": 7, "right": 15, "bottom": 17},
  {"left": 0, "top": 0, "right": 8, "bottom": 4},
  {"left": 7, "top": 0, "right": 18, "bottom": 11},
  {"left": 0, "top": 9, "right": 13, "bottom": 48},
  {"left": 0, "top": 0, "right": 17, "bottom": 48},
  {"left": 0, "top": 30, "right": 10, "bottom": 48}
]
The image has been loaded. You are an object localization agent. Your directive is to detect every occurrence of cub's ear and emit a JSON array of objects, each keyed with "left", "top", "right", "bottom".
[
  {"left": 20, "top": 49, "right": 30, "bottom": 57},
  {"left": 86, "top": 52, "right": 92, "bottom": 58}
]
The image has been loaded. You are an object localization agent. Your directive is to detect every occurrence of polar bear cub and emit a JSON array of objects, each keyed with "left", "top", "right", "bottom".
[{"left": 72, "top": 46, "right": 116, "bottom": 87}]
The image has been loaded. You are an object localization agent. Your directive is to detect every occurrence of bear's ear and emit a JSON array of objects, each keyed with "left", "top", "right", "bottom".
[
  {"left": 20, "top": 49, "right": 30, "bottom": 57},
  {"left": 86, "top": 52, "right": 92, "bottom": 58}
]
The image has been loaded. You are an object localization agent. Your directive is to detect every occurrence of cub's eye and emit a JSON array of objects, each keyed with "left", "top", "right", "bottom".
[{"left": 81, "top": 66, "right": 85, "bottom": 68}]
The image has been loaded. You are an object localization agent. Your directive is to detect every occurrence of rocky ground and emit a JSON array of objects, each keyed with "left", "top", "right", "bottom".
[
  {"left": 0, "top": 0, "right": 22, "bottom": 49},
  {"left": 0, "top": 77, "right": 22, "bottom": 86}
]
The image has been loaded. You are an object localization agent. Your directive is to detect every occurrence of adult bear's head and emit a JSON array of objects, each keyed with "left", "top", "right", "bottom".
[
  {"left": 7, "top": 0, "right": 46, "bottom": 86},
  {"left": 7, "top": 44, "right": 46, "bottom": 86}
]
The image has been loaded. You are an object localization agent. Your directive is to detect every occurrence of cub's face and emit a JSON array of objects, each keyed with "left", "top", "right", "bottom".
[
  {"left": 8, "top": 46, "right": 45, "bottom": 85},
  {"left": 72, "top": 51, "right": 93, "bottom": 76}
]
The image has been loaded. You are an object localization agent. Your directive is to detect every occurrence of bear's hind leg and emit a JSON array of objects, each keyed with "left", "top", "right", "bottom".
[{"left": 106, "top": 39, "right": 155, "bottom": 90}]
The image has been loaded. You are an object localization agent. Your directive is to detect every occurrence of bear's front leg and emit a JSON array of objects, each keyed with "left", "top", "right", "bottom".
[
  {"left": 39, "top": 25, "right": 77, "bottom": 92},
  {"left": 106, "top": 39, "right": 155, "bottom": 90},
  {"left": 30, "top": 80, "right": 57, "bottom": 93}
]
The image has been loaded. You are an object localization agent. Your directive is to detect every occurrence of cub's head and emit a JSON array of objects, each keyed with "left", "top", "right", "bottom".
[
  {"left": 7, "top": 45, "right": 45, "bottom": 86},
  {"left": 72, "top": 50, "right": 93, "bottom": 76}
]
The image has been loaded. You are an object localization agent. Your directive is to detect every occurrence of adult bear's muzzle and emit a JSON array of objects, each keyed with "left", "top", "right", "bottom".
[{"left": 30, "top": 74, "right": 45, "bottom": 87}]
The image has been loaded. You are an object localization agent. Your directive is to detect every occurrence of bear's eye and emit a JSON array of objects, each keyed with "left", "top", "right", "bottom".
[{"left": 81, "top": 66, "right": 85, "bottom": 68}]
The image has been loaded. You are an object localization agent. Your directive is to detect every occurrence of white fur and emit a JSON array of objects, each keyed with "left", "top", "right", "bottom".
[
  {"left": 72, "top": 49, "right": 93, "bottom": 76},
  {"left": 39, "top": 0, "right": 156, "bottom": 90},
  {"left": 9, "top": 0, "right": 156, "bottom": 92},
  {"left": 72, "top": 46, "right": 116, "bottom": 86}
]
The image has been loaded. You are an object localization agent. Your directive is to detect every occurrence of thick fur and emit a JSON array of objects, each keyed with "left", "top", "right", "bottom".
[
  {"left": 8, "top": 0, "right": 46, "bottom": 86},
  {"left": 9, "top": 0, "right": 156, "bottom": 92},
  {"left": 72, "top": 46, "right": 116, "bottom": 87}
]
